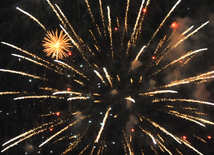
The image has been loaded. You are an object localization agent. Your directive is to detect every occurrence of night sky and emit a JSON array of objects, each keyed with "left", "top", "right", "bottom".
[{"left": 1, "top": 0, "right": 214, "bottom": 154}]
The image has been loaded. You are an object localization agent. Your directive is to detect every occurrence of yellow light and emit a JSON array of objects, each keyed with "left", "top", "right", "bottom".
[{"left": 42, "top": 29, "right": 72, "bottom": 60}]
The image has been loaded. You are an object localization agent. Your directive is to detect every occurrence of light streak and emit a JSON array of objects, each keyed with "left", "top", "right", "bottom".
[
  {"left": 107, "top": 6, "right": 114, "bottom": 58},
  {"left": 99, "top": 0, "right": 106, "bottom": 37},
  {"left": 11, "top": 53, "right": 61, "bottom": 74},
  {"left": 1, "top": 42, "right": 53, "bottom": 66},
  {"left": 152, "top": 48, "right": 208, "bottom": 76},
  {"left": 167, "top": 110, "right": 206, "bottom": 127},
  {"left": 55, "top": 4, "right": 83, "bottom": 44},
  {"left": 103, "top": 67, "right": 113, "bottom": 87},
  {"left": 54, "top": 60, "right": 88, "bottom": 80},
  {"left": 46, "top": 0, "right": 66, "bottom": 27},
  {"left": 160, "top": 71, "right": 214, "bottom": 88},
  {"left": 147, "top": 0, "right": 181, "bottom": 46},
  {"left": 139, "top": 90, "right": 178, "bottom": 96},
  {"left": 0, "top": 69, "right": 46, "bottom": 81},
  {"left": 67, "top": 96, "right": 88, "bottom": 101},
  {"left": 94, "top": 107, "right": 111, "bottom": 143},
  {"left": 53, "top": 91, "right": 82, "bottom": 96},
  {"left": 182, "top": 25, "right": 194, "bottom": 35},
  {"left": 153, "top": 98, "right": 214, "bottom": 106},
  {"left": 73, "top": 79, "right": 85, "bottom": 86},
  {"left": 79, "top": 144, "right": 90, "bottom": 155},
  {"left": 193, "top": 134, "right": 207, "bottom": 143},
  {"left": 139, "top": 126, "right": 156, "bottom": 144},
  {"left": 130, "top": 0, "right": 145, "bottom": 43},
  {"left": 135, "top": 46, "right": 146, "bottom": 61},
  {"left": 172, "top": 21, "right": 209, "bottom": 49},
  {"left": 156, "top": 139, "right": 172, "bottom": 155},
  {"left": 179, "top": 138, "right": 203, "bottom": 155},
  {"left": 94, "top": 70, "right": 104, "bottom": 82},
  {"left": 16, "top": 7, "right": 46, "bottom": 30},
  {"left": 143, "top": 116, "right": 181, "bottom": 144},
  {"left": 14, "top": 95, "right": 61, "bottom": 100},
  {"left": 0, "top": 92, "right": 26, "bottom": 95},
  {"left": 125, "top": 97, "right": 135, "bottom": 103},
  {"left": 39, "top": 116, "right": 87, "bottom": 147}
]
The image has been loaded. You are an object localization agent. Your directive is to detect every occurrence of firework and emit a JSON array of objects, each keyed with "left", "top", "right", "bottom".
[
  {"left": 42, "top": 29, "right": 72, "bottom": 60},
  {"left": 1, "top": 0, "right": 214, "bottom": 155}
]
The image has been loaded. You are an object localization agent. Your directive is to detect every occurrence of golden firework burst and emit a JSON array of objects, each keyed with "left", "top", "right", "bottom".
[{"left": 42, "top": 29, "right": 72, "bottom": 60}]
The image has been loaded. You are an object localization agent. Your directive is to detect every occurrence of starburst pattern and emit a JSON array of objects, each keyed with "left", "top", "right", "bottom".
[
  {"left": 42, "top": 30, "right": 72, "bottom": 60},
  {"left": 1, "top": 0, "right": 214, "bottom": 155}
]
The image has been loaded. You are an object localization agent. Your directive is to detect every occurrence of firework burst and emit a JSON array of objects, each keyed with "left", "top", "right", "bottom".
[
  {"left": 1, "top": 0, "right": 214, "bottom": 155},
  {"left": 42, "top": 30, "right": 72, "bottom": 60}
]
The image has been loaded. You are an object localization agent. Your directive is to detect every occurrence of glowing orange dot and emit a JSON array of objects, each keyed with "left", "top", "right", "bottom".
[
  {"left": 171, "top": 22, "right": 179, "bottom": 29},
  {"left": 152, "top": 56, "right": 156, "bottom": 60},
  {"left": 67, "top": 88, "right": 71, "bottom": 91},
  {"left": 50, "top": 128, "right": 53, "bottom": 131},
  {"left": 56, "top": 112, "right": 60, "bottom": 116},
  {"left": 142, "top": 8, "right": 147, "bottom": 13},
  {"left": 208, "top": 136, "right": 212, "bottom": 139},
  {"left": 131, "top": 128, "right": 135, "bottom": 132},
  {"left": 68, "top": 51, "right": 72, "bottom": 56},
  {"left": 179, "top": 60, "right": 183, "bottom": 63},
  {"left": 115, "top": 27, "right": 118, "bottom": 31},
  {"left": 182, "top": 136, "right": 187, "bottom": 140}
]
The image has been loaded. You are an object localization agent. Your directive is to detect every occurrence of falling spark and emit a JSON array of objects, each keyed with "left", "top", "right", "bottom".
[
  {"left": 153, "top": 98, "right": 214, "bottom": 106},
  {"left": 134, "top": 46, "right": 146, "bottom": 61},
  {"left": 39, "top": 116, "right": 87, "bottom": 147},
  {"left": 172, "top": 21, "right": 209, "bottom": 49},
  {"left": 107, "top": 6, "right": 114, "bottom": 58},
  {"left": 55, "top": 5, "right": 83, "bottom": 45},
  {"left": 73, "top": 79, "right": 85, "bottom": 86},
  {"left": 130, "top": 0, "right": 145, "bottom": 43},
  {"left": 99, "top": 0, "right": 106, "bottom": 37},
  {"left": 13, "top": 95, "right": 61, "bottom": 100},
  {"left": 0, "top": 69, "right": 46, "bottom": 81},
  {"left": 59, "top": 24, "right": 81, "bottom": 52},
  {"left": 179, "top": 138, "right": 203, "bottom": 155},
  {"left": 147, "top": 0, "right": 181, "bottom": 46},
  {"left": 46, "top": 0, "right": 66, "bottom": 28},
  {"left": 39, "top": 87, "right": 59, "bottom": 92},
  {"left": 79, "top": 144, "right": 90, "bottom": 155},
  {"left": 167, "top": 110, "right": 206, "bottom": 127},
  {"left": 0, "top": 92, "right": 27, "bottom": 95},
  {"left": 125, "top": 97, "right": 135, "bottom": 103},
  {"left": 16, "top": 7, "right": 46, "bottom": 30},
  {"left": 67, "top": 96, "right": 88, "bottom": 101},
  {"left": 182, "top": 25, "right": 194, "bottom": 35},
  {"left": 139, "top": 126, "right": 156, "bottom": 144},
  {"left": 95, "top": 107, "right": 111, "bottom": 143},
  {"left": 94, "top": 70, "right": 104, "bottom": 82},
  {"left": 123, "top": 131, "right": 133, "bottom": 155},
  {"left": 159, "top": 71, "right": 214, "bottom": 88},
  {"left": 1, "top": 42, "right": 54, "bottom": 66},
  {"left": 103, "top": 67, "right": 113, "bottom": 87},
  {"left": 193, "top": 134, "right": 207, "bottom": 143},
  {"left": 11, "top": 53, "right": 61, "bottom": 74},
  {"left": 156, "top": 139, "right": 173, "bottom": 155},
  {"left": 55, "top": 60, "right": 88, "bottom": 80},
  {"left": 143, "top": 117, "right": 181, "bottom": 144},
  {"left": 139, "top": 90, "right": 178, "bottom": 96},
  {"left": 53, "top": 91, "right": 82, "bottom": 96},
  {"left": 152, "top": 48, "right": 208, "bottom": 76}
]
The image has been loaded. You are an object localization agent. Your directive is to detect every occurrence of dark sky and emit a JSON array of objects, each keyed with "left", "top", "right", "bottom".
[{"left": 1, "top": 0, "right": 214, "bottom": 155}]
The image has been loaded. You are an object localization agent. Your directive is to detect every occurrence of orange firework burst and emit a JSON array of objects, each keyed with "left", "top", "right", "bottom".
[{"left": 42, "top": 30, "right": 72, "bottom": 60}]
